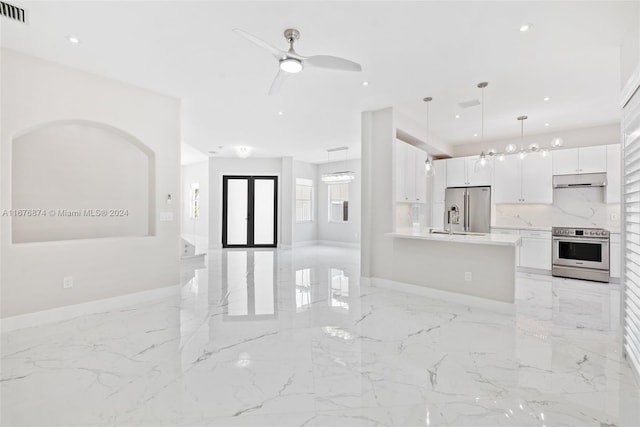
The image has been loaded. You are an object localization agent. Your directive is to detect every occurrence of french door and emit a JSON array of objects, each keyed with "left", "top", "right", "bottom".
[{"left": 222, "top": 176, "right": 277, "bottom": 248}]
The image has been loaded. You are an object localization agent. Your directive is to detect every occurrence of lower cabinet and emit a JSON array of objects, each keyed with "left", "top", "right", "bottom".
[
  {"left": 491, "top": 228, "right": 551, "bottom": 270},
  {"left": 519, "top": 230, "right": 552, "bottom": 270},
  {"left": 610, "top": 233, "right": 621, "bottom": 279}
]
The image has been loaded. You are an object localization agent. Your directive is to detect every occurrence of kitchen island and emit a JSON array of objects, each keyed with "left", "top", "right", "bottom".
[{"left": 384, "top": 230, "right": 521, "bottom": 304}]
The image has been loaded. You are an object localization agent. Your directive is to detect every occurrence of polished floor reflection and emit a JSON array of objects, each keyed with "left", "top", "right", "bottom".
[{"left": 1, "top": 245, "right": 639, "bottom": 426}]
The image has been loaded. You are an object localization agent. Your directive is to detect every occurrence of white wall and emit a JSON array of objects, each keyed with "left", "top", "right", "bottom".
[
  {"left": 317, "top": 159, "right": 361, "bottom": 245},
  {"left": 181, "top": 160, "right": 209, "bottom": 253},
  {"left": 452, "top": 123, "right": 620, "bottom": 158},
  {"left": 361, "top": 108, "right": 396, "bottom": 278},
  {"left": 293, "top": 160, "right": 318, "bottom": 244},
  {"left": 1, "top": 49, "right": 181, "bottom": 318},
  {"left": 208, "top": 157, "right": 292, "bottom": 248}
]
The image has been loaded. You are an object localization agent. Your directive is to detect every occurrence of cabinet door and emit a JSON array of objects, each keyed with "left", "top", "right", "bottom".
[
  {"left": 395, "top": 140, "right": 408, "bottom": 202},
  {"left": 433, "top": 160, "right": 447, "bottom": 203},
  {"left": 610, "top": 241, "right": 621, "bottom": 278},
  {"left": 553, "top": 148, "right": 579, "bottom": 175},
  {"left": 606, "top": 144, "right": 621, "bottom": 204},
  {"left": 466, "top": 156, "right": 492, "bottom": 186},
  {"left": 414, "top": 147, "right": 427, "bottom": 203},
  {"left": 521, "top": 152, "right": 553, "bottom": 203},
  {"left": 493, "top": 154, "right": 521, "bottom": 203},
  {"left": 405, "top": 144, "right": 417, "bottom": 201},
  {"left": 579, "top": 145, "right": 607, "bottom": 174},
  {"left": 446, "top": 157, "right": 467, "bottom": 187},
  {"left": 520, "top": 237, "right": 552, "bottom": 270}
]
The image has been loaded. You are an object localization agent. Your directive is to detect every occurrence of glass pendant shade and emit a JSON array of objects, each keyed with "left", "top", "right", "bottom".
[{"left": 425, "top": 159, "right": 436, "bottom": 177}]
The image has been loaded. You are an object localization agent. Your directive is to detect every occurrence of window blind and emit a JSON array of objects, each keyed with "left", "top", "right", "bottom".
[{"left": 623, "top": 87, "right": 640, "bottom": 380}]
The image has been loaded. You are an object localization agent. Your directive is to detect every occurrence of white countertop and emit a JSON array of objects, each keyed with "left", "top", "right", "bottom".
[
  {"left": 387, "top": 230, "right": 521, "bottom": 247},
  {"left": 491, "top": 225, "right": 551, "bottom": 232}
]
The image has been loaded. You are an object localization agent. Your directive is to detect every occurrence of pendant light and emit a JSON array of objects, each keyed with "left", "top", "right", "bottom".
[
  {"left": 321, "top": 147, "right": 355, "bottom": 184},
  {"left": 475, "top": 82, "right": 490, "bottom": 171},
  {"left": 517, "top": 115, "right": 528, "bottom": 159},
  {"left": 423, "top": 96, "right": 436, "bottom": 177}
]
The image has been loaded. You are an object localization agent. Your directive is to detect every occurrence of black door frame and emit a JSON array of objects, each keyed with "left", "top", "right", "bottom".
[{"left": 222, "top": 175, "right": 278, "bottom": 248}]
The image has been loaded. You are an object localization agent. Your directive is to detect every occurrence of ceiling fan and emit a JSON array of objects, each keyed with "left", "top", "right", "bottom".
[{"left": 233, "top": 28, "right": 362, "bottom": 95}]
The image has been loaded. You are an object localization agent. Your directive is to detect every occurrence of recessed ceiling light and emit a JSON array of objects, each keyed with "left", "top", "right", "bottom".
[
  {"left": 543, "top": 96, "right": 551, "bottom": 101},
  {"left": 473, "top": 133, "right": 478, "bottom": 137},
  {"left": 278, "top": 111, "right": 284, "bottom": 116},
  {"left": 519, "top": 24, "right": 531, "bottom": 32},
  {"left": 362, "top": 81, "right": 369, "bottom": 86},
  {"left": 455, "top": 114, "right": 460, "bottom": 119},
  {"left": 544, "top": 123, "right": 550, "bottom": 127},
  {"left": 67, "top": 36, "right": 81, "bottom": 44}
]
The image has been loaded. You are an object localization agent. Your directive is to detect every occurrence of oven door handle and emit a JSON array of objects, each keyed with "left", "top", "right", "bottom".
[{"left": 552, "top": 237, "right": 609, "bottom": 244}]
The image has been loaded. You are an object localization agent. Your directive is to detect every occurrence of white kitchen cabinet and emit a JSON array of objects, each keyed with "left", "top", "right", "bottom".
[
  {"left": 395, "top": 140, "right": 427, "bottom": 203},
  {"left": 494, "top": 152, "right": 552, "bottom": 204},
  {"left": 446, "top": 156, "right": 492, "bottom": 187},
  {"left": 610, "top": 233, "right": 621, "bottom": 278},
  {"left": 413, "top": 146, "right": 427, "bottom": 203},
  {"left": 519, "top": 230, "right": 552, "bottom": 270},
  {"left": 606, "top": 144, "right": 621, "bottom": 204},
  {"left": 446, "top": 157, "right": 467, "bottom": 187},
  {"left": 553, "top": 146, "right": 606, "bottom": 175},
  {"left": 433, "top": 160, "right": 447, "bottom": 203},
  {"left": 494, "top": 155, "right": 521, "bottom": 203},
  {"left": 491, "top": 228, "right": 552, "bottom": 270}
]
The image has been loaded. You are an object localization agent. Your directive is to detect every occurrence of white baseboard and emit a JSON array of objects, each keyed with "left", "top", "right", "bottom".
[
  {"left": 1, "top": 285, "right": 181, "bottom": 333},
  {"left": 368, "top": 277, "right": 515, "bottom": 315},
  {"left": 292, "top": 240, "right": 320, "bottom": 247},
  {"left": 315, "top": 240, "right": 360, "bottom": 249}
]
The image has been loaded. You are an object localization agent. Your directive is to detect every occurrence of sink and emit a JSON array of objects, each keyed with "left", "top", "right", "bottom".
[{"left": 430, "top": 230, "right": 486, "bottom": 236}]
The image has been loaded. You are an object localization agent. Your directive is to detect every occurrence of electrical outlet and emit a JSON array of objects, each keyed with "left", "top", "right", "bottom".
[
  {"left": 63, "top": 276, "right": 73, "bottom": 289},
  {"left": 464, "top": 272, "right": 472, "bottom": 281}
]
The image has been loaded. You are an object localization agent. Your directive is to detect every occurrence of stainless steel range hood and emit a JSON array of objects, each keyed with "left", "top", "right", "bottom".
[{"left": 553, "top": 173, "right": 607, "bottom": 188}]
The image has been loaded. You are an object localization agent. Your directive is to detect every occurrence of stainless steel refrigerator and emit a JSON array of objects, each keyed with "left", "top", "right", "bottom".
[{"left": 444, "top": 186, "right": 491, "bottom": 233}]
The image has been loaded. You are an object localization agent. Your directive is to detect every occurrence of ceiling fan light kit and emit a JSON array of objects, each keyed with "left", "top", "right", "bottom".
[{"left": 234, "top": 28, "right": 362, "bottom": 95}]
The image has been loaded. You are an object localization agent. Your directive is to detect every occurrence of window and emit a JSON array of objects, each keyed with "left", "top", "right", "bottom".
[
  {"left": 295, "top": 178, "right": 313, "bottom": 222},
  {"left": 328, "top": 183, "right": 349, "bottom": 222}
]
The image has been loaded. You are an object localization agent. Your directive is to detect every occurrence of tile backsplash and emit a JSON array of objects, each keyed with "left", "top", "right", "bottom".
[{"left": 493, "top": 187, "right": 621, "bottom": 232}]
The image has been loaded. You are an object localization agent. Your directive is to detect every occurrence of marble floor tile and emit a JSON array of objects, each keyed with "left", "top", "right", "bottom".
[{"left": 2, "top": 245, "right": 638, "bottom": 426}]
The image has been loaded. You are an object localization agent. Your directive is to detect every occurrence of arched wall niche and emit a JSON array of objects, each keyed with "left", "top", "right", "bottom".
[{"left": 11, "top": 119, "right": 156, "bottom": 243}]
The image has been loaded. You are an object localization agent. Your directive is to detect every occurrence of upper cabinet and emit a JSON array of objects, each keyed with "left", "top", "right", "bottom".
[
  {"left": 552, "top": 146, "right": 607, "bottom": 175},
  {"left": 395, "top": 140, "right": 427, "bottom": 203},
  {"left": 494, "top": 152, "right": 553, "bottom": 204},
  {"left": 446, "top": 156, "right": 492, "bottom": 187},
  {"left": 606, "top": 144, "right": 621, "bottom": 204}
]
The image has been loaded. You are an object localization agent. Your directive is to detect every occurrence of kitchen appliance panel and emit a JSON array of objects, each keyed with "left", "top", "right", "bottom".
[
  {"left": 444, "top": 187, "right": 466, "bottom": 233},
  {"left": 551, "top": 227, "right": 610, "bottom": 282},
  {"left": 444, "top": 186, "right": 491, "bottom": 233},
  {"left": 466, "top": 186, "right": 491, "bottom": 233}
]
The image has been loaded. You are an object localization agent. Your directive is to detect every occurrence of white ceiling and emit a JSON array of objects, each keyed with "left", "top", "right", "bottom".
[{"left": 1, "top": 1, "right": 636, "bottom": 163}]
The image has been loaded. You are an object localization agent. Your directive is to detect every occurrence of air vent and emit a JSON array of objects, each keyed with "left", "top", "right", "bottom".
[
  {"left": 1, "top": 1, "right": 27, "bottom": 24},
  {"left": 458, "top": 99, "right": 480, "bottom": 109}
]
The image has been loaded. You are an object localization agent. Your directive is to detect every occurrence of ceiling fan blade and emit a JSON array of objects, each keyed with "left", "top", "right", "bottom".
[
  {"left": 304, "top": 55, "right": 362, "bottom": 72},
  {"left": 268, "top": 70, "right": 289, "bottom": 96},
  {"left": 233, "top": 28, "right": 286, "bottom": 60}
]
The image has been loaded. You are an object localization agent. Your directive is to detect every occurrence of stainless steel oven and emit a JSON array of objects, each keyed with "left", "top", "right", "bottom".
[{"left": 552, "top": 227, "right": 610, "bottom": 282}]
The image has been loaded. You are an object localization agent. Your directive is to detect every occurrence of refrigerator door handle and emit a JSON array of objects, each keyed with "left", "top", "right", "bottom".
[{"left": 464, "top": 191, "right": 470, "bottom": 231}]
